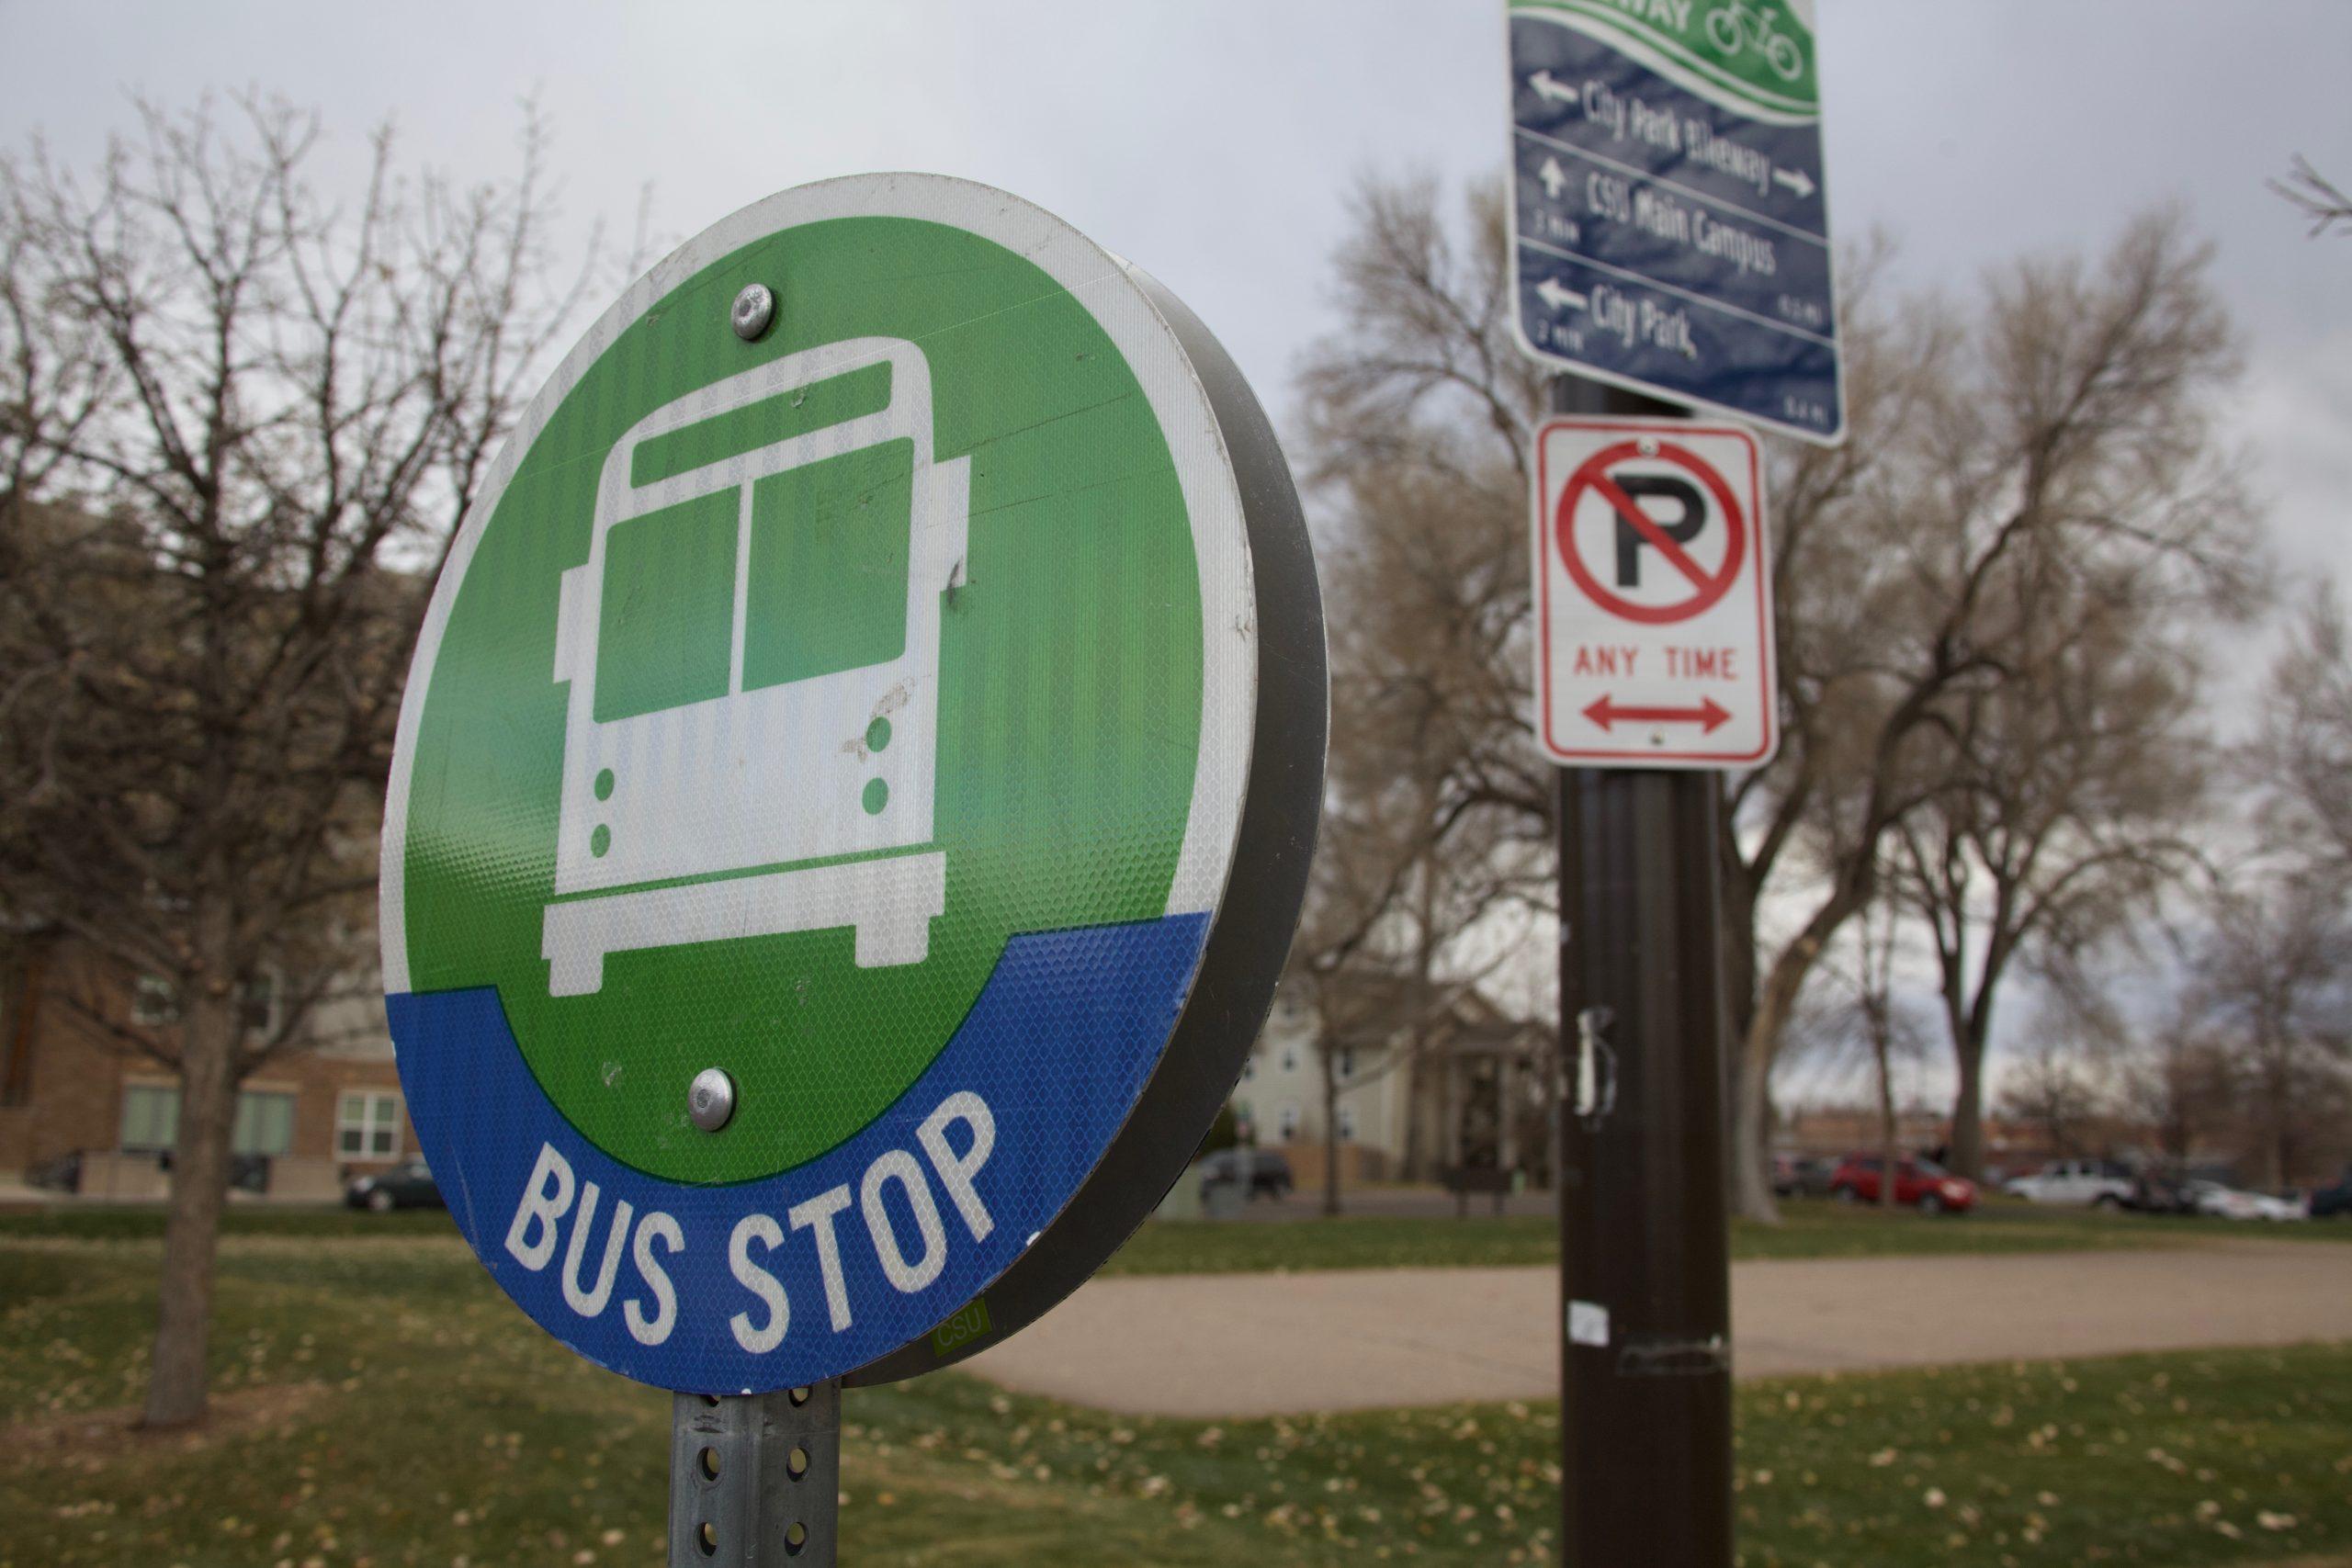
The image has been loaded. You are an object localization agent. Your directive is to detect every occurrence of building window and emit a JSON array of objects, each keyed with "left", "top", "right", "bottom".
[
  {"left": 1277, "top": 1103, "right": 1300, "bottom": 1141},
  {"left": 241, "top": 971, "right": 280, "bottom": 1037},
  {"left": 1339, "top": 1104, "right": 1357, "bottom": 1142},
  {"left": 131, "top": 972, "right": 277, "bottom": 1035},
  {"left": 1241, "top": 1055, "right": 1256, "bottom": 1082},
  {"left": 1280, "top": 1045, "right": 1297, "bottom": 1073},
  {"left": 338, "top": 1090, "right": 402, "bottom": 1159},
  {"left": 232, "top": 1090, "right": 296, "bottom": 1157},
  {"left": 131, "top": 976, "right": 181, "bottom": 1027},
  {"left": 120, "top": 1083, "right": 180, "bottom": 1152},
  {"left": 1338, "top": 1045, "right": 1355, "bottom": 1079},
  {"left": 122, "top": 1085, "right": 299, "bottom": 1157}
]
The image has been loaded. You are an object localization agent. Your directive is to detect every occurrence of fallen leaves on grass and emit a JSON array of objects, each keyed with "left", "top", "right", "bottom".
[{"left": 0, "top": 1381, "right": 333, "bottom": 1473}]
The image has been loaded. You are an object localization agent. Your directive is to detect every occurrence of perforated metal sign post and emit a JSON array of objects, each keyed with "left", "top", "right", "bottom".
[
  {"left": 379, "top": 174, "right": 1325, "bottom": 1563},
  {"left": 1532, "top": 414, "right": 1775, "bottom": 771}
]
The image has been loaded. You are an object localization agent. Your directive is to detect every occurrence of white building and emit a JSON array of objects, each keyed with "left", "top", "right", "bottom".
[{"left": 1232, "top": 982, "right": 1551, "bottom": 1187}]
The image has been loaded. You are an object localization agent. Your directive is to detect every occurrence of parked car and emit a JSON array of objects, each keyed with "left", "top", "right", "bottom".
[
  {"left": 345, "top": 1159, "right": 444, "bottom": 1212},
  {"left": 1198, "top": 1148, "right": 1294, "bottom": 1202},
  {"left": 2120, "top": 1171, "right": 2199, "bottom": 1215},
  {"left": 2182, "top": 1179, "right": 2306, "bottom": 1223},
  {"left": 25, "top": 1150, "right": 82, "bottom": 1193},
  {"left": 1827, "top": 1154, "right": 1978, "bottom": 1213},
  {"left": 2310, "top": 1168, "right": 2352, "bottom": 1221},
  {"left": 1772, "top": 1155, "right": 1838, "bottom": 1200},
  {"left": 1796, "top": 1156, "right": 1841, "bottom": 1199},
  {"left": 2003, "top": 1158, "right": 2133, "bottom": 1207},
  {"left": 228, "top": 1152, "right": 271, "bottom": 1194}
]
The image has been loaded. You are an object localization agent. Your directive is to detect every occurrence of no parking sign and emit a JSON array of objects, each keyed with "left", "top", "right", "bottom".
[{"left": 1531, "top": 416, "right": 1775, "bottom": 768}]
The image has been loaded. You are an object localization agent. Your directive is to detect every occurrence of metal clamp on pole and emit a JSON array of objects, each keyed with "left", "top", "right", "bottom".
[{"left": 670, "top": 1382, "right": 842, "bottom": 1565}]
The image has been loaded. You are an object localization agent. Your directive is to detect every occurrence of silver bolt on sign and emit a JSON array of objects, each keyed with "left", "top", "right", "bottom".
[
  {"left": 731, "top": 282, "right": 776, "bottom": 342},
  {"left": 688, "top": 1067, "right": 737, "bottom": 1133}
]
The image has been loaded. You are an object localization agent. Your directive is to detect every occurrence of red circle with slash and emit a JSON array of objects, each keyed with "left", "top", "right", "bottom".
[{"left": 1555, "top": 440, "right": 1745, "bottom": 625}]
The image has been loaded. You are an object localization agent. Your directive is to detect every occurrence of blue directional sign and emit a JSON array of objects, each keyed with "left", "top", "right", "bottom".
[{"left": 1508, "top": 1, "right": 1842, "bottom": 445}]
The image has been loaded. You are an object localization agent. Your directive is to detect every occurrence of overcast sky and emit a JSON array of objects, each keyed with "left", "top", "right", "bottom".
[
  {"left": 5, "top": 1, "right": 2344, "bottom": 567},
  {"left": 6, "top": 2, "right": 2347, "bottom": 1101}
]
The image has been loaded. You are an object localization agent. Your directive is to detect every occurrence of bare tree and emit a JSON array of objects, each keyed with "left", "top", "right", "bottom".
[
  {"left": 1849, "top": 886, "right": 1924, "bottom": 1207},
  {"left": 1771, "top": 879, "right": 1931, "bottom": 1207},
  {"left": 2187, "top": 582, "right": 2352, "bottom": 1186},
  {"left": 1291, "top": 901, "right": 1516, "bottom": 1215},
  {"left": 1290, "top": 178, "right": 2252, "bottom": 1225},
  {"left": 1285, "top": 814, "right": 1441, "bottom": 1215},
  {"left": 1889, "top": 590, "right": 2214, "bottom": 1179},
  {"left": 1283, "top": 491, "right": 1530, "bottom": 1213},
  {"left": 1727, "top": 209, "right": 2256, "bottom": 1219},
  {"left": 2272, "top": 154, "right": 2352, "bottom": 239},
  {"left": 0, "top": 96, "right": 596, "bottom": 1427},
  {"left": 1996, "top": 1029, "right": 2111, "bottom": 1164},
  {"left": 1716, "top": 252, "right": 1955, "bottom": 1220},
  {"left": 2256, "top": 584, "right": 2352, "bottom": 868},
  {"left": 1285, "top": 176, "right": 1556, "bottom": 1212},
  {"left": 2121, "top": 1016, "right": 2236, "bottom": 1168},
  {"left": 1289, "top": 175, "right": 1909, "bottom": 1217},
  {"left": 2188, "top": 868, "right": 2352, "bottom": 1189},
  {"left": 1294, "top": 175, "right": 1555, "bottom": 867}
]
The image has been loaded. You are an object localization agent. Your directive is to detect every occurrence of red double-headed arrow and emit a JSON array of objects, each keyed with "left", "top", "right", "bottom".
[{"left": 1582, "top": 694, "right": 1731, "bottom": 733}]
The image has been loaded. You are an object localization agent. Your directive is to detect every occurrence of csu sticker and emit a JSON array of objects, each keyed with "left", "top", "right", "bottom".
[{"left": 379, "top": 174, "right": 1324, "bottom": 1394}]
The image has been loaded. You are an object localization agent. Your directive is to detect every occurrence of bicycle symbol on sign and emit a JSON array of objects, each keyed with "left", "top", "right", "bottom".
[{"left": 1705, "top": 0, "right": 1804, "bottom": 83}]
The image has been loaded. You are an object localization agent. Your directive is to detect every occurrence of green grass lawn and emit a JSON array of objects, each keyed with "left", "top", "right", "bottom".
[
  {"left": 10, "top": 1194, "right": 2344, "bottom": 1279},
  {"left": 3, "top": 1228, "right": 2347, "bottom": 1566},
  {"left": 1099, "top": 1198, "right": 2351, "bottom": 1278},
  {"left": 0, "top": 1204, "right": 464, "bottom": 1242}
]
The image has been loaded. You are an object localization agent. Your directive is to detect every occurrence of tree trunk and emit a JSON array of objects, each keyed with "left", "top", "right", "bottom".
[
  {"left": 2262, "top": 1059, "right": 2289, "bottom": 1192},
  {"left": 1545, "top": 1041, "right": 1565, "bottom": 1195},
  {"left": 1735, "top": 886, "right": 1863, "bottom": 1222},
  {"left": 1733, "top": 929, "right": 1825, "bottom": 1225},
  {"left": 1949, "top": 1032, "right": 1987, "bottom": 1180},
  {"left": 1718, "top": 838, "right": 1761, "bottom": 1209},
  {"left": 141, "top": 977, "right": 240, "bottom": 1429},
  {"left": 1731, "top": 1003, "right": 1784, "bottom": 1224},
  {"left": 1401, "top": 1054, "right": 1425, "bottom": 1182},
  {"left": 1875, "top": 1036, "right": 1898, "bottom": 1211},
  {"left": 1321, "top": 1049, "right": 1342, "bottom": 1217}
]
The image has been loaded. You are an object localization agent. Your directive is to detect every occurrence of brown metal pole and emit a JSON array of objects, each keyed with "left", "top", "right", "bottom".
[{"left": 1552, "top": 375, "right": 1734, "bottom": 1568}]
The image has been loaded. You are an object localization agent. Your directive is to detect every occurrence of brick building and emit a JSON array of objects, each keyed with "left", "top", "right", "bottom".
[{"left": 0, "top": 935, "right": 413, "bottom": 1201}]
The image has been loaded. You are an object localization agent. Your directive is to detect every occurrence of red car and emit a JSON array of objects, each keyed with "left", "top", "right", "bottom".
[{"left": 1827, "top": 1154, "right": 1977, "bottom": 1214}]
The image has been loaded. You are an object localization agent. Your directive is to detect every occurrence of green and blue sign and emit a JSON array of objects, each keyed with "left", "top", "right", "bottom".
[
  {"left": 380, "top": 175, "right": 1322, "bottom": 1393},
  {"left": 1509, "top": 0, "right": 1842, "bottom": 443}
]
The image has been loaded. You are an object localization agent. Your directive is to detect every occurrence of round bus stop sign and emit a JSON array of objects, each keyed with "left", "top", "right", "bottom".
[{"left": 379, "top": 175, "right": 1324, "bottom": 1393}]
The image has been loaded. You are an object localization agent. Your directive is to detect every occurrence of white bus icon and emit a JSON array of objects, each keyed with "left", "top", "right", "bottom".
[{"left": 540, "top": 336, "right": 967, "bottom": 998}]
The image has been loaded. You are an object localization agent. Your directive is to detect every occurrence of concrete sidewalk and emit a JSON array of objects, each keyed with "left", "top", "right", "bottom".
[{"left": 966, "top": 1239, "right": 2352, "bottom": 1416}]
